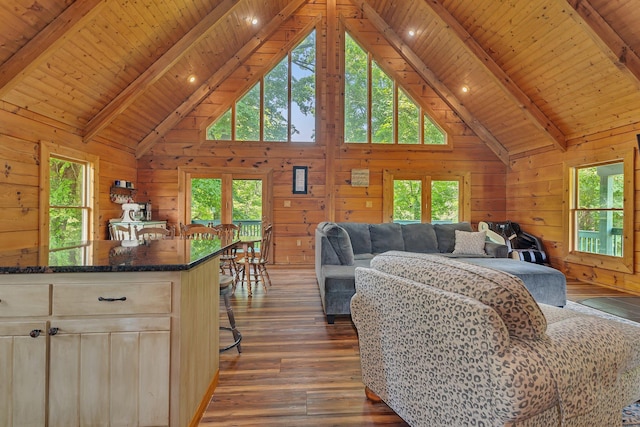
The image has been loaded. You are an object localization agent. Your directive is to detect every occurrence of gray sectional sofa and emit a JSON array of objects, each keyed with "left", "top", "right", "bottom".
[{"left": 315, "top": 221, "right": 567, "bottom": 323}]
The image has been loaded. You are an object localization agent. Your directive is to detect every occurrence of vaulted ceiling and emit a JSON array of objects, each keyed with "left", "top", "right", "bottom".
[{"left": 1, "top": 0, "right": 638, "bottom": 164}]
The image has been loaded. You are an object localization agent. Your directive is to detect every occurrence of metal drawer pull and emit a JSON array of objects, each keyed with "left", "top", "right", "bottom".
[
  {"left": 98, "top": 296, "right": 127, "bottom": 302},
  {"left": 49, "top": 327, "right": 59, "bottom": 336},
  {"left": 30, "top": 329, "right": 42, "bottom": 338}
]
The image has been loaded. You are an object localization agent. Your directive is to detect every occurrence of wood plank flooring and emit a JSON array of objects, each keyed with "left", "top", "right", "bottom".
[{"left": 198, "top": 268, "right": 638, "bottom": 426}]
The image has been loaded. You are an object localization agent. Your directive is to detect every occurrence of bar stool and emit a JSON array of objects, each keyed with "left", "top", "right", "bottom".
[{"left": 219, "top": 274, "right": 242, "bottom": 353}]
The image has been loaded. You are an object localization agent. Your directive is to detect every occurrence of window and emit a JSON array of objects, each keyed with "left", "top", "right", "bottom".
[
  {"left": 384, "top": 170, "right": 469, "bottom": 223},
  {"left": 565, "top": 151, "right": 633, "bottom": 273},
  {"left": 344, "top": 32, "right": 446, "bottom": 146},
  {"left": 40, "top": 143, "right": 98, "bottom": 264},
  {"left": 207, "top": 30, "right": 316, "bottom": 142}
]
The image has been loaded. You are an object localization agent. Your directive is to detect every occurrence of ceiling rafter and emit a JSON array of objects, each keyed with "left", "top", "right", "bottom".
[
  {"left": 349, "top": 0, "right": 509, "bottom": 165},
  {"left": 83, "top": 0, "right": 242, "bottom": 144},
  {"left": 0, "top": 0, "right": 107, "bottom": 99},
  {"left": 422, "top": 0, "right": 566, "bottom": 152},
  {"left": 565, "top": 0, "right": 640, "bottom": 91},
  {"left": 135, "top": 0, "right": 309, "bottom": 159}
]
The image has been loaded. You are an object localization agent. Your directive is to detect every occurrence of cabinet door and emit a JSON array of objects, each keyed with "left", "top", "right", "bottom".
[
  {"left": 0, "top": 322, "right": 47, "bottom": 427},
  {"left": 48, "top": 318, "right": 170, "bottom": 427}
]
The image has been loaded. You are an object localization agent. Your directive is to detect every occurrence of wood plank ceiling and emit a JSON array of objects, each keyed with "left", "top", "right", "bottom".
[{"left": 0, "top": 0, "right": 638, "bottom": 162}]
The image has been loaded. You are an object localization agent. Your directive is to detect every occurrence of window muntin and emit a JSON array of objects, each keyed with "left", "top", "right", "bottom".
[
  {"left": 573, "top": 162, "right": 624, "bottom": 257},
  {"left": 344, "top": 32, "right": 447, "bottom": 146},
  {"left": 206, "top": 30, "right": 316, "bottom": 142}
]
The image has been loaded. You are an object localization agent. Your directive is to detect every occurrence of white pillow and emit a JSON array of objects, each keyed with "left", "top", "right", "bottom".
[{"left": 452, "top": 230, "right": 486, "bottom": 255}]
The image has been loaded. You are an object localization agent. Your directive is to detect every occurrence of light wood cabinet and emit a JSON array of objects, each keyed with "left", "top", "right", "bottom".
[{"left": 0, "top": 256, "right": 219, "bottom": 427}]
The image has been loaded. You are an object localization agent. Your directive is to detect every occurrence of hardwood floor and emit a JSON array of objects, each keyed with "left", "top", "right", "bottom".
[{"left": 199, "top": 268, "right": 637, "bottom": 426}]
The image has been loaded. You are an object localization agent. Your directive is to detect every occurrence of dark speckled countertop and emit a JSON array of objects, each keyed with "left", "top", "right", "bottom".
[{"left": 0, "top": 239, "right": 229, "bottom": 274}]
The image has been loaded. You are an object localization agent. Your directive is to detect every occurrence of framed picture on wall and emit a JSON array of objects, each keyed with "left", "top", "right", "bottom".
[{"left": 293, "top": 166, "right": 308, "bottom": 194}]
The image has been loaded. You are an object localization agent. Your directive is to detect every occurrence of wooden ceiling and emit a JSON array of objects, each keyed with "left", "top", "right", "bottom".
[{"left": 1, "top": 0, "right": 638, "bottom": 163}]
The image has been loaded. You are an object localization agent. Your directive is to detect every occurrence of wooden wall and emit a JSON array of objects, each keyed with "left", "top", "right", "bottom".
[
  {"left": 507, "top": 123, "right": 640, "bottom": 294},
  {"left": 0, "top": 105, "right": 137, "bottom": 249},
  {"left": 137, "top": 1, "right": 507, "bottom": 266}
]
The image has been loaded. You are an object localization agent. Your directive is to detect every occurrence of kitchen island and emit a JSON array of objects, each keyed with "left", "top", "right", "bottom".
[{"left": 0, "top": 239, "right": 226, "bottom": 427}]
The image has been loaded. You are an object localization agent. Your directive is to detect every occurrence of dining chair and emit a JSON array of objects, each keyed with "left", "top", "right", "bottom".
[
  {"left": 135, "top": 225, "right": 175, "bottom": 241},
  {"left": 179, "top": 222, "right": 207, "bottom": 237},
  {"left": 109, "top": 223, "right": 132, "bottom": 240},
  {"left": 181, "top": 225, "right": 218, "bottom": 239},
  {"left": 213, "top": 223, "right": 242, "bottom": 281},
  {"left": 239, "top": 223, "right": 273, "bottom": 293}
]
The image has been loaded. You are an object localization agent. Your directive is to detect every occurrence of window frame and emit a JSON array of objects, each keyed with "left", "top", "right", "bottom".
[
  {"left": 563, "top": 149, "right": 634, "bottom": 273},
  {"left": 39, "top": 142, "right": 99, "bottom": 248},
  {"left": 342, "top": 31, "right": 450, "bottom": 149},
  {"left": 382, "top": 169, "right": 470, "bottom": 223},
  {"left": 205, "top": 27, "right": 318, "bottom": 144}
]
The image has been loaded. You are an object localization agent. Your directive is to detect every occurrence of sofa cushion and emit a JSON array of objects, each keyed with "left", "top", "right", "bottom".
[
  {"left": 339, "top": 222, "right": 372, "bottom": 255},
  {"left": 322, "top": 223, "right": 355, "bottom": 265},
  {"left": 371, "top": 252, "right": 547, "bottom": 340},
  {"left": 369, "top": 223, "right": 404, "bottom": 253},
  {"left": 434, "top": 222, "right": 473, "bottom": 253},
  {"left": 452, "top": 230, "right": 486, "bottom": 255},
  {"left": 401, "top": 223, "right": 439, "bottom": 253}
]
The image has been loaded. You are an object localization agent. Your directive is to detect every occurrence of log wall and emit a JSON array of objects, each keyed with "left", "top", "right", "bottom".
[
  {"left": 507, "top": 123, "right": 640, "bottom": 294},
  {"left": 137, "top": 2, "right": 507, "bottom": 265}
]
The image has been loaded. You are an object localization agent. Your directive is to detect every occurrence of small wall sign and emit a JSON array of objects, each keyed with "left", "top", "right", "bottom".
[
  {"left": 293, "top": 166, "right": 308, "bottom": 194},
  {"left": 351, "top": 169, "right": 370, "bottom": 187}
]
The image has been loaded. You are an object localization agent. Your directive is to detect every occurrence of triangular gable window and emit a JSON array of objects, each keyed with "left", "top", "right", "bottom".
[
  {"left": 344, "top": 32, "right": 446, "bottom": 145},
  {"left": 207, "top": 30, "right": 316, "bottom": 142}
]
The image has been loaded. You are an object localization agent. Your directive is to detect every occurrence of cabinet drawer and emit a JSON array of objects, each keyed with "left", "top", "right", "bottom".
[
  {"left": 52, "top": 282, "right": 172, "bottom": 316},
  {"left": 0, "top": 285, "right": 50, "bottom": 317}
]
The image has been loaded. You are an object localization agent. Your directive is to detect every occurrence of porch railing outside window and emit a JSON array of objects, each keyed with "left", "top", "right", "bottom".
[{"left": 577, "top": 228, "right": 622, "bottom": 257}]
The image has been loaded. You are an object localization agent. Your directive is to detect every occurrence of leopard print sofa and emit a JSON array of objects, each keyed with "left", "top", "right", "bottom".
[{"left": 351, "top": 252, "right": 640, "bottom": 426}]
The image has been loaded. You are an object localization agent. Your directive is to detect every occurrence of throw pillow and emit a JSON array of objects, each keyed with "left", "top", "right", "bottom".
[
  {"left": 452, "top": 230, "right": 486, "bottom": 255},
  {"left": 434, "top": 222, "right": 473, "bottom": 253},
  {"left": 322, "top": 223, "right": 355, "bottom": 265}
]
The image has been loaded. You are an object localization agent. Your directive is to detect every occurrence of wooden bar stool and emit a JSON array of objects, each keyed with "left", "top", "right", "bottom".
[{"left": 219, "top": 274, "right": 242, "bottom": 353}]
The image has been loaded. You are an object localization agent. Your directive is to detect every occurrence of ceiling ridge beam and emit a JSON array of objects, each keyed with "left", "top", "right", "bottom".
[
  {"left": 565, "top": 0, "right": 640, "bottom": 91},
  {"left": 0, "top": 0, "right": 107, "bottom": 99},
  {"left": 349, "top": 0, "right": 509, "bottom": 165},
  {"left": 83, "top": 0, "right": 242, "bottom": 144},
  {"left": 422, "top": 0, "right": 566, "bottom": 152},
  {"left": 135, "top": 0, "right": 309, "bottom": 158}
]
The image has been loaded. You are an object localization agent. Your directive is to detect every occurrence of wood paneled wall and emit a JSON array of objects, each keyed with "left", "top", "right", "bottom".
[
  {"left": 507, "top": 123, "right": 640, "bottom": 294},
  {"left": 137, "top": 2, "right": 507, "bottom": 266},
  {"left": 0, "top": 106, "right": 137, "bottom": 248}
]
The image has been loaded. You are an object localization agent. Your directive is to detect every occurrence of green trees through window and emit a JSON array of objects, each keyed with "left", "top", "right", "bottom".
[
  {"left": 49, "top": 157, "right": 88, "bottom": 248},
  {"left": 344, "top": 33, "right": 446, "bottom": 145},
  {"left": 207, "top": 30, "right": 316, "bottom": 142}
]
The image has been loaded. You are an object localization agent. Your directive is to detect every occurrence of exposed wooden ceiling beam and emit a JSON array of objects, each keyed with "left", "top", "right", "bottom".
[
  {"left": 135, "top": 0, "right": 309, "bottom": 158},
  {"left": 83, "top": 0, "right": 241, "bottom": 144},
  {"left": 565, "top": 0, "right": 640, "bottom": 91},
  {"left": 422, "top": 0, "right": 566, "bottom": 152},
  {"left": 0, "top": 0, "right": 107, "bottom": 99},
  {"left": 349, "top": 0, "right": 509, "bottom": 164}
]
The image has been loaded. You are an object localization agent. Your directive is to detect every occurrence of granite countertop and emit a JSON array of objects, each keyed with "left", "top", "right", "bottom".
[{"left": 0, "top": 239, "right": 229, "bottom": 274}]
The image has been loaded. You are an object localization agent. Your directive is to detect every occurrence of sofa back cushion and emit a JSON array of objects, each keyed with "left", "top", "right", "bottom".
[
  {"left": 370, "top": 252, "right": 547, "bottom": 340},
  {"left": 402, "top": 223, "right": 439, "bottom": 253},
  {"left": 369, "top": 223, "right": 404, "bottom": 253},
  {"left": 338, "top": 222, "right": 372, "bottom": 255},
  {"left": 321, "top": 223, "right": 355, "bottom": 265},
  {"left": 434, "top": 222, "right": 473, "bottom": 253}
]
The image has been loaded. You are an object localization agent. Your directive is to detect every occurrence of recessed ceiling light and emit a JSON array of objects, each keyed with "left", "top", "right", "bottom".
[
  {"left": 408, "top": 30, "right": 416, "bottom": 37},
  {"left": 188, "top": 75, "right": 197, "bottom": 84},
  {"left": 461, "top": 85, "right": 469, "bottom": 93},
  {"left": 251, "top": 17, "right": 258, "bottom": 25}
]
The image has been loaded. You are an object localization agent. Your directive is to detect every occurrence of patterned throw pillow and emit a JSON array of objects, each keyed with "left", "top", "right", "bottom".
[{"left": 452, "top": 230, "right": 486, "bottom": 255}]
